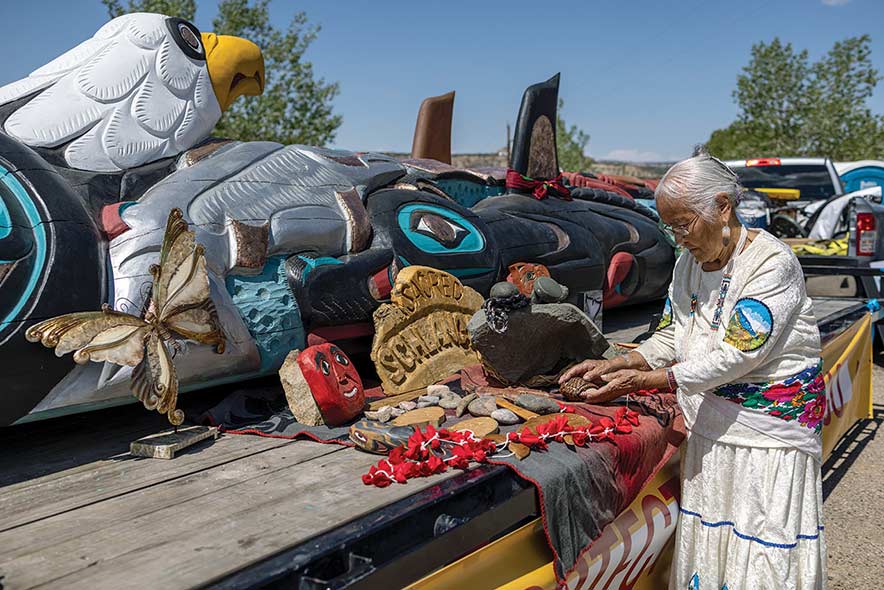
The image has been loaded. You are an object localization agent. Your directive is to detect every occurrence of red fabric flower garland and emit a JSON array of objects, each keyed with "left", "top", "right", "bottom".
[{"left": 362, "top": 407, "right": 641, "bottom": 487}]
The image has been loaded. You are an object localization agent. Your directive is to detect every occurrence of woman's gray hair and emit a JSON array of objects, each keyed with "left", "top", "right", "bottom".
[{"left": 655, "top": 145, "right": 744, "bottom": 221}]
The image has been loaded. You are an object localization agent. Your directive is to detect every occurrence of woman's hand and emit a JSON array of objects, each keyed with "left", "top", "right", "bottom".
[
  {"left": 558, "top": 352, "right": 651, "bottom": 385},
  {"left": 578, "top": 369, "right": 648, "bottom": 403},
  {"left": 558, "top": 359, "right": 617, "bottom": 385}
]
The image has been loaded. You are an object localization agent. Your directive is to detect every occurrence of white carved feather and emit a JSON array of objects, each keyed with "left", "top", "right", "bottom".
[{"left": 0, "top": 12, "right": 221, "bottom": 172}]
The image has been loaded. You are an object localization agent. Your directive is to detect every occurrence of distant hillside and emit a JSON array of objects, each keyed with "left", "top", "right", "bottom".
[{"left": 385, "top": 152, "right": 672, "bottom": 179}]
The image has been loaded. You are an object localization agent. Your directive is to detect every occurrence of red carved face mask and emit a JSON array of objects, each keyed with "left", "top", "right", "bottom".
[
  {"left": 298, "top": 344, "right": 365, "bottom": 426},
  {"left": 506, "top": 262, "right": 551, "bottom": 296}
]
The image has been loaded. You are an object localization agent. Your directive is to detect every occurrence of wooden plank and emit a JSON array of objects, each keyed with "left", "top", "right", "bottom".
[
  {"left": 0, "top": 409, "right": 170, "bottom": 488},
  {"left": 0, "top": 434, "right": 296, "bottom": 532},
  {"left": 0, "top": 443, "right": 454, "bottom": 590}
]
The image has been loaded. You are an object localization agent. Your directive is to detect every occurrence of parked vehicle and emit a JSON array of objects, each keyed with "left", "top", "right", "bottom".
[
  {"left": 725, "top": 157, "right": 884, "bottom": 342},
  {"left": 835, "top": 160, "right": 884, "bottom": 193}
]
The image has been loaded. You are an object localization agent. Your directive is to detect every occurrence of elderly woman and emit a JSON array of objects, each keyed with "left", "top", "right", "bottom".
[{"left": 560, "top": 150, "right": 826, "bottom": 589}]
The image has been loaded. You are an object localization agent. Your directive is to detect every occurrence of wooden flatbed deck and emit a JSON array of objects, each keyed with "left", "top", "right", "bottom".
[
  {"left": 0, "top": 407, "right": 461, "bottom": 590},
  {"left": 0, "top": 297, "right": 868, "bottom": 590}
]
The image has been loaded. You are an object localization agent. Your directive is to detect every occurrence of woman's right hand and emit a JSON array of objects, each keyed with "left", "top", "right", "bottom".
[{"left": 558, "top": 359, "right": 616, "bottom": 385}]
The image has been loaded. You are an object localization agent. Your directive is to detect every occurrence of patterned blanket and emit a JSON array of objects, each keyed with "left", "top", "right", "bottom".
[{"left": 202, "top": 367, "right": 685, "bottom": 582}]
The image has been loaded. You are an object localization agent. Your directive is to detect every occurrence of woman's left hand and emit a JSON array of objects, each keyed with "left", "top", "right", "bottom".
[{"left": 579, "top": 369, "right": 648, "bottom": 404}]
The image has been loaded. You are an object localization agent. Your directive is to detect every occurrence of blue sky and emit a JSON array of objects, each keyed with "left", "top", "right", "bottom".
[{"left": 1, "top": 0, "right": 883, "bottom": 161}]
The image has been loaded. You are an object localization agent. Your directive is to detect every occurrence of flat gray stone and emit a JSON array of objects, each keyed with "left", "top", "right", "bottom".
[
  {"left": 365, "top": 406, "right": 394, "bottom": 423},
  {"left": 438, "top": 394, "right": 461, "bottom": 409},
  {"left": 426, "top": 384, "right": 454, "bottom": 397},
  {"left": 515, "top": 394, "right": 561, "bottom": 415},
  {"left": 418, "top": 395, "right": 440, "bottom": 405},
  {"left": 491, "top": 408, "right": 521, "bottom": 425},
  {"left": 456, "top": 393, "right": 477, "bottom": 417},
  {"left": 468, "top": 302, "right": 613, "bottom": 385},
  {"left": 467, "top": 396, "right": 497, "bottom": 417}
]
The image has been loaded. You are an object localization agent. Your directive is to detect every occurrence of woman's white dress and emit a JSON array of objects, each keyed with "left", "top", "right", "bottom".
[{"left": 637, "top": 230, "right": 827, "bottom": 590}]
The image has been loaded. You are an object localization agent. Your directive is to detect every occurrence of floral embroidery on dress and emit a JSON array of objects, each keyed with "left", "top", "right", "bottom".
[
  {"left": 723, "top": 298, "right": 772, "bottom": 352},
  {"left": 712, "top": 361, "right": 825, "bottom": 432},
  {"left": 657, "top": 297, "right": 673, "bottom": 330}
]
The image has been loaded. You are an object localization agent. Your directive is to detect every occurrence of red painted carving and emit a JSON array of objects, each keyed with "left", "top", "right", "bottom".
[{"left": 298, "top": 343, "right": 365, "bottom": 426}]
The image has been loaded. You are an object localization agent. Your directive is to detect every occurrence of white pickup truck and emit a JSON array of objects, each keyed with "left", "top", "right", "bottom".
[
  {"left": 725, "top": 156, "right": 884, "bottom": 341},
  {"left": 725, "top": 157, "right": 884, "bottom": 257}
]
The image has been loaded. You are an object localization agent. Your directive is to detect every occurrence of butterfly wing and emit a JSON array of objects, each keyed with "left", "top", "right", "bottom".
[
  {"left": 132, "top": 331, "right": 183, "bottom": 426},
  {"left": 151, "top": 208, "right": 225, "bottom": 351},
  {"left": 152, "top": 208, "right": 206, "bottom": 314},
  {"left": 163, "top": 300, "right": 225, "bottom": 351},
  {"left": 25, "top": 305, "right": 150, "bottom": 366}
]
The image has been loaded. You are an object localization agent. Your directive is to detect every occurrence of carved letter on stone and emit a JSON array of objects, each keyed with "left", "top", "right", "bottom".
[{"left": 370, "top": 266, "right": 483, "bottom": 394}]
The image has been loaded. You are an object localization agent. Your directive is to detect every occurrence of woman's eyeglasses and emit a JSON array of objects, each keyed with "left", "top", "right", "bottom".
[{"left": 669, "top": 214, "right": 700, "bottom": 237}]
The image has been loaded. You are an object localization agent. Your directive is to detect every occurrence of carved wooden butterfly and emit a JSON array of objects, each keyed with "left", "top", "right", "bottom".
[{"left": 26, "top": 208, "right": 225, "bottom": 425}]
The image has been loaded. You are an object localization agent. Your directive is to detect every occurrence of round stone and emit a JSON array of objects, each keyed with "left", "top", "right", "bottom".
[
  {"left": 491, "top": 408, "right": 521, "bottom": 425},
  {"left": 490, "top": 281, "right": 519, "bottom": 299},
  {"left": 514, "top": 393, "right": 561, "bottom": 415},
  {"left": 467, "top": 396, "right": 497, "bottom": 417},
  {"left": 365, "top": 406, "right": 393, "bottom": 423},
  {"left": 427, "top": 384, "right": 454, "bottom": 397},
  {"left": 438, "top": 394, "right": 461, "bottom": 409}
]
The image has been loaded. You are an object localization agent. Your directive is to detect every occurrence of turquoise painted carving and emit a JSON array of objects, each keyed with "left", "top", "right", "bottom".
[
  {"left": 435, "top": 179, "right": 505, "bottom": 208},
  {"left": 226, "top": 256, "right": 305, "bottom": 374},
  {"left": 0, "top": 165, "right": 46, "bottom": 329},
  {"left": 397, "top": 203, "right": 485, "bottom": 254},
  {"left": 297, "top": 255, "right": 343, "bottom": 282}
]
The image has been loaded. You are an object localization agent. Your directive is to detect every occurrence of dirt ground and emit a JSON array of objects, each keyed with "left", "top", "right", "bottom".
[{"left": 823, "top": 355, "right": 884, "bottom": 588}]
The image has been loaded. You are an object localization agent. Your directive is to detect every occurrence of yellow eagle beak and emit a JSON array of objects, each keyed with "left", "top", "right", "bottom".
[{"left": 201, "top": 32, "right": 265, "bottom": 112}]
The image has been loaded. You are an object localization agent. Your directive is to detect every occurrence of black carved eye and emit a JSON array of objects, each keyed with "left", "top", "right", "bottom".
[
  {"left": 315, "top": 351, "right": 330, "bottom": 375},
  {"left": 166, "top": 18, "right": 205, "bottom": 60},
  {"left": 331, "top": 347, "right": 349, "bottom": 366},
  {"left": 410, "top": 211, "right": 469, "bottom": 248}
]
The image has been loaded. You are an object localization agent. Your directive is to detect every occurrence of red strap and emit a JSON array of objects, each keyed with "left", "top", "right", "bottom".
[{"left": 505, "top": 169, "right": 572, "bottom": 201}]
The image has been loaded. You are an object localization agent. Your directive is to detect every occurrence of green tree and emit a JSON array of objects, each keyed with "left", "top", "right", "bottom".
[
  {"left": 103, "top": 0, "right": 195, "bottom": 21},
  {"left": 557, "top": 99, "right": 594, "bottom": 172},
  {"left": 101, "top": 0, "right": 341, "bottom": 146},
  {"left": 803, "top": 36, "right": 884, "bottom": 160},
  {"left": 707, "top": 35, "right": 884, "bottom": 160}
]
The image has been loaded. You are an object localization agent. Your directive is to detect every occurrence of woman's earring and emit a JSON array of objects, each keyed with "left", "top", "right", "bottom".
[{"left": 722, "top": 224, "right": 731, "bottom": 246}]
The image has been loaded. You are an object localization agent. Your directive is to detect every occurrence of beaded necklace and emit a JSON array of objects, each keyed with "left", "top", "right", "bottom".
[{"left": 686, "top": 226, "right": 747, "bottom": 352}]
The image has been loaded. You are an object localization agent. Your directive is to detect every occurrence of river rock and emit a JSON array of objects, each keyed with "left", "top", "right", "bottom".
[
  {"left": 468, "top": 302, "right": 613, "bottom": 385},
  {"left": 399, "top": 401, "right": 417, "bottom": 411},
  {"left": 391, "top": 407, "right": 405, "bottom": 417},
  {"left": 467, "top": 396, "right": 497, "bottom": 417},
  {"left": 364, "top": 406, "right": 393, "bottom": 423},
  {"left": 456, "top": 393, "right": 477, "bottom": 417},
  {"left": 418, "top": 395, "right": 440, "bottom": 405},
  {"left": 427, "top": 384, "right": 454, "bottom": 397},
  {"left": 490, "top": 281, "right": 519, "bottom": 299},
  {"left": 515, "top": 394, "right": 561, "bottom": 415},
  {"left": 491, "top": 409, "right": 521, "bottom": 425},
  {"left": 531, "top": 276, "right": 569, "bottom": 303},
  {"left": 438, "top": 394, "right": 461, "bottom": 409}
]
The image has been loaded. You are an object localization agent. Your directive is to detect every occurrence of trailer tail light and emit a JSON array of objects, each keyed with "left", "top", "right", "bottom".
[
  {"left": 746, "top": 158, "right": 781, "bottom": 167},
  {"left": 856, "top": 212, "right": 877, "bottom": 256}
]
